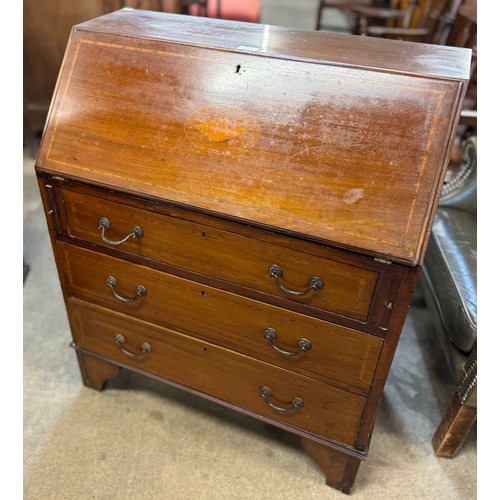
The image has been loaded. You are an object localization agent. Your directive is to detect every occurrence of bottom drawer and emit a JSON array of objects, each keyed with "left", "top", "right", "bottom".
[{"left": 68, "top": 297, "right": 367, "bottom": 447}]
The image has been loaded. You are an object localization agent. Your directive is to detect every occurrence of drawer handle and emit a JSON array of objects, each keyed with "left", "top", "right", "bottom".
[
  {"left": 114, "top": 333, "right": 152, "bottom": 358},
  {"left": 106, "top": 276, "right": 147, "bottom": 303},
  {"left": 99, "top": 217, "right": 143, "bottom": 246},
  {"left": 259, "top": 386, "right": 304, "bottom": 414},
  {"left": 263, "top": 327, "right": 312, "bottom": 357},
  {"left": 268, "top": 264, "right": 324, "bottom": 297}
]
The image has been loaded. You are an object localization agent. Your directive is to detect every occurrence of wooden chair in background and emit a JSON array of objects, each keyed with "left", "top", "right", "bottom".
[
  {"left": 315, "top": 0, "right": 377, "bottom": 32},
  {"left": 315, "top": 0, "right": 456, "bottom": 39},
  {"left": 353, "top": 0, "right": 444, "bottom": 40},
  {"left": 351, "top": 0, "right": 474, "bottom": 44}
]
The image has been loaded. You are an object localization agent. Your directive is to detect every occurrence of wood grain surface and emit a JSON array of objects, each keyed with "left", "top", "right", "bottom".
[
  {"left": 59, "top": 243, "right": 382, "bottom": 392},
  {"left": 68, "top": 297, "right": 367, "bottom": 446}
]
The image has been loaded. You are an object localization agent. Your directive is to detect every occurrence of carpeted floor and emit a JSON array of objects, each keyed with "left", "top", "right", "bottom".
[{"left": 23, "top": 2, "right": 476, "bottom": 498}]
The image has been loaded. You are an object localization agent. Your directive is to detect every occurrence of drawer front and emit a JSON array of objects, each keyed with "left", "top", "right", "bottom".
[
  {"left": 61, "top": 188, "right": 378, "bottom": 321},
  {"left": 68, "top": 297, "right": 367, "bottom": 446},
  {"left": 59, "top": 243, "right": 383, "bottom": 391}
]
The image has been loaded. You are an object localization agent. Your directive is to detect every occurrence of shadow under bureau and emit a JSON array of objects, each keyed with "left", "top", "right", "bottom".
[{"left": 35, "top": 8, "right": 471, "bottom": 494}]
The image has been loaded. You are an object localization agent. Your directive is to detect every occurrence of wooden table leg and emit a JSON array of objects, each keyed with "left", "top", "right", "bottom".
[
  {"left": 300, "top": 437, "right": 361, "bottom": 494},
  {"left": 75, "top": 351, "right": 120, "bottom": 391},
  {"left": 432, "top": 392, "right": 477, "bottom": 458}
]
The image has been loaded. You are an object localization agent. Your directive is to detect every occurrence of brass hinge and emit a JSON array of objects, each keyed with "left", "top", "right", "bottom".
[
  {"left": 44, "top": 183, "right": 61, "bottom": 233},
  {"left": 374, "top": 257, "right": 392, "bottom": 265},
  {"left": 45, "top": 184, "right": 56, "bottom": 215}
]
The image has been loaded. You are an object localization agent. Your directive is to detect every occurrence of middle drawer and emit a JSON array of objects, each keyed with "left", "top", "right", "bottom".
[{"left": 58, "top": 243, "right": 382, "bottom": 392}]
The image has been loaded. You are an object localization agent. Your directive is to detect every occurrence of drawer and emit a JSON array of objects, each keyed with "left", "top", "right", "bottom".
[
  {"left": 68, "top": 297, "right": 367, "bottom": 447},
  {"left": 59, "top": 243, "right": 383, "bottom": 391},
  {"left": 61, "top": 188, "right": 378, "bottom": 321}
]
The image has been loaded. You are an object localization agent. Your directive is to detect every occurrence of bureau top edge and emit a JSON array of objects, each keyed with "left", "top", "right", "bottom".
[{"left": 73, "top": 8, "right": 471, "bottom": 82}]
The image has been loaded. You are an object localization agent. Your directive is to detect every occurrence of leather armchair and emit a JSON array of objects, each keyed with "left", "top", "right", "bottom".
[{"left": 420, "top": 135, "right": 477, "bottom": 457}]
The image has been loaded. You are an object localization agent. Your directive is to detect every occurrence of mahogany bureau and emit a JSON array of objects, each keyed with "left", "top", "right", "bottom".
[{"left": 35, "top": 9, "right": 471, "bottom": 494}]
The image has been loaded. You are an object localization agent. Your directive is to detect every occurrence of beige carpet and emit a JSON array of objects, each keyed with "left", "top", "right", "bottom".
[{"left": 24, "top": 2, "right": 476, "bottom": 498}]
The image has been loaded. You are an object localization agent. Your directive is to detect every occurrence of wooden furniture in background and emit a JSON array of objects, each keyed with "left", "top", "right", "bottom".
[
  {"left": 354, "top": 0, "right": 432, "bottom": 39},
  {"left": 35, "top": 10, "right": 470, "bottom": 493},
  {"left": 351, "top": 0, "right": 473, "bottom": 42},
  {"left": 316, "top": 0, "right": 376, "bottom": 32},
  {"left": 24, "top": 0, "right": 108, "bottom": 151},
  {"left": 23, "top": 0, "right": 180, "bottom": 154}
]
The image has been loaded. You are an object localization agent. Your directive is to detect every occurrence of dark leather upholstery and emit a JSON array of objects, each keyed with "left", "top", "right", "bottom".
[{"left": 423, "top": 208, "right": 477, "bottom": 353}]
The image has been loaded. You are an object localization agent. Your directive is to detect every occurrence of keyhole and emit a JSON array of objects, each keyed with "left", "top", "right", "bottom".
[{"left": 235, "top": 64, "right": 241, "bottom": 74}]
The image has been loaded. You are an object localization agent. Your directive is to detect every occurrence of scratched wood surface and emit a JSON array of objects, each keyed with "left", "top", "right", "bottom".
[{"left": 36, "top": 10, "right": 470, "bottom": 264}]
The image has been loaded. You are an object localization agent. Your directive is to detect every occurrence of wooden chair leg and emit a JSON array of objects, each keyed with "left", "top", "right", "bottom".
[
  {"left": 75, "top": 351, "right": 120, "bottom": 391},
  {"left": 23, "top": 260, "right": 30, "bottom": 283},
  {"left": 300, "top": 437, "right": 361, "bottom": 494},
  {"left": 316, "top": 2, "right": 324, "bottom": 30},
  {"left": 432, "top": 392, "right": 477, "bottom": 458}
]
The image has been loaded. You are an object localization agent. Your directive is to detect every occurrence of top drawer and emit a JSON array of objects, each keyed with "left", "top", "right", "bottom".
[{"left": 59, "top": 187, "right": 378, "bottom": 321}]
